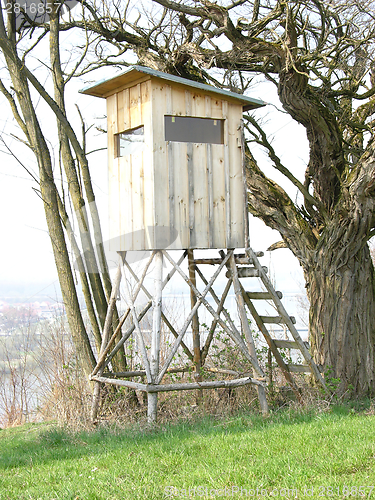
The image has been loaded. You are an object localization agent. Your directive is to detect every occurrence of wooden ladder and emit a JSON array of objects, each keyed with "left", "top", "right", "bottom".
[{"left": 230, "top": 247, "right": 328, "bottom": 399}]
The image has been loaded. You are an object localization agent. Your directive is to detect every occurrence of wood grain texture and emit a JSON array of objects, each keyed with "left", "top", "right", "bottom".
[{"left": 107, "top": 77, "right": 246, "bottom": 251}]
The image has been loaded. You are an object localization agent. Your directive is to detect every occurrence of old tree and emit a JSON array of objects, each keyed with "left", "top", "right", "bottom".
[{"left": 1, "top": 0, "right": 375, "bottom": 396}]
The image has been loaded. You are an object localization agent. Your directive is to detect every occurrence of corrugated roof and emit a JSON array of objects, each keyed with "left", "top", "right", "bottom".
[{"left": 79, "top": 65, "right": 266, "bottom": 110}]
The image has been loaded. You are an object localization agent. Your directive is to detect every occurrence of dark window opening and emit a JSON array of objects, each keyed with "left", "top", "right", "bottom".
[
  {"left": 116, "top": 126, "right": 144, "bottom": 156},
  {"left": 165, "top": 116, "right": 224, "bottom": 144}
]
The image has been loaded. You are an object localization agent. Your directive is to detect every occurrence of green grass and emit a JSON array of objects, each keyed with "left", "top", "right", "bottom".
[{"left": 0, "top": 405, "right": 375, "bottom": 499}]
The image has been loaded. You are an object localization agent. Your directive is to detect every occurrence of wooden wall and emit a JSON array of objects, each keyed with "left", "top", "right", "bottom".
[{"left": 107, "top": 77, "right": 246, "bottom": 251}]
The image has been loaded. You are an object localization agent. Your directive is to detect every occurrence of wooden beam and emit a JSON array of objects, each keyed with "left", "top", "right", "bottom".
[
  {"left": 92, "top": 376, "right": 148, "bottom": 391},
  {"left": 200, "top": 276, "right": 232, "bottom": 365},
  {"left": 259, "top": 315, "right": 296, "bottom": 325},
  {"left": 91, "top": 251, "right": 156, "bottom": 378},
  {"left": 273, "top": 340, "right": 310, "bottom": 350},
  {"left": 188, "top": 249, "right": 202, "bottom": 404},
  {"left": 246, "top": 291, "right": 283, "bottom": 300},
  {"left": 148, "top": 250, "right": 163, "bottom": 423},
  {"left": 194, "top": 257, "right": 250, "bottom": 265},
  {"left": 245, "top": 247, "right": 329, "bottom": 393},
  {"left": 240, "top": 280, "right": 303, "bottom": 403},
  {"left": 147, "top": 377, "right": 265, "bottom": 392},
  {"left": 123, "top": 255, "right": 194, "bottom": 361},
  {"left": 225, "top": 266, "right": 268, "bottom": 278},
  {"left": 103, "top": 251, "right": 189, "bottom": 369},
  {"left": 157, "top": 250, "right": 233, "bottom": 384},
  {"left": 121, "top": 255, "right": 152, "bottom": 383},
  {"left": 91, "top": 259, "right": 123, "bottom": 423},
  {"left": 227, "top": 252, "right": 269, "bottom": 415},
  {"left": 92, "top": 375, "right": 265, "bottom": 392}
]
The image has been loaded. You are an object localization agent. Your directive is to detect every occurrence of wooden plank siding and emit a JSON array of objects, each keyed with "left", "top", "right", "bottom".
[
  {"left": 107, "top": 76, "right": 246, "bottom": 251},
  {"left": 228, "top": 102, "right": 244, "bottom": 248}
]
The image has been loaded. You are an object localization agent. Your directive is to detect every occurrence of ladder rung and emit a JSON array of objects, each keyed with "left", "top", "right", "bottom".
[
  {"left": 226, "top": 266, "right": 268, "bottom": 278},
  {"left": 259, "top": 315, "right": 296, "bottom": 324},
  {"left": 194, "top": 257, "right": 250, "bottom": 265},
  {"left": 285, "top": 364, "right": 323, "bottom": 373},
  {"left": 235, "top": 252, "right": 264, "bottom": 259},
  {"left": 287, "top": 364, "right": 311, "bottom": 373},
  {"left": 246, "top": 291, "right": 283, "bottom": 300},
  {"left": 272, "top": 340, "right": 310, "bottom": 349}
]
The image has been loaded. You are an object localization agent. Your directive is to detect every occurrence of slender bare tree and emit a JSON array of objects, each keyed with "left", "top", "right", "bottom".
[{"left": 0, "top": 0, "right": 127, "bottom": 378}]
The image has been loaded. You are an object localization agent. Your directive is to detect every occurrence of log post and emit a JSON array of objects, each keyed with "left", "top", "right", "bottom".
[
  {"left": 187, "top": 249, "right": 202, "bottom": 404},
  {"left": 228, "top": 252, "right": 269, "bottom": 415},
  {"left": 91, "top": 257, "right": 123, "bottom": 423},
  {"left": 148, "top": 250, "right": 163, "bottom": 423}
]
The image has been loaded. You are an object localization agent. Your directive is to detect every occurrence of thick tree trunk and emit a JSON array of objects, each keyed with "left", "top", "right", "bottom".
[{"left": 306, "top": 242, "right": 375, "bottom": 396}]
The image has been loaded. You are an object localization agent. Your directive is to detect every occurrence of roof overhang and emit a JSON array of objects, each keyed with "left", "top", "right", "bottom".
[{"left": 79, "top": 65, "right": 266, "bottom": 111}]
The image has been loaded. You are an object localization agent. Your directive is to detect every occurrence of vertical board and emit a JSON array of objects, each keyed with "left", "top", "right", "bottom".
[
  {"left": 107, "top": 93, "right": 119, "bottom": 248},
  {"left": 211, "top": 97, "right": 223, "bottom": 119},
  {"left": 228, "top": 102, "right": 245, "bottom": 248},
  {"left": 205, "top": 95, "right": 214, "bottom": 248},
  {"left": 166, "top": 85, "right": 175, "bottom": 248},
  {"left": 117, "top": 90, "right": 124, "bottom": 133},
  {"left": 107, "top": 93, "right": 118, "bottom": 159},
  {"left": 141, "top": 80, "right": 154, "bottom": 248},
  {"left": 211, "top": 143, "right": 226, "bottom": 248},
  {"left": 130, "top": 83, "right": 142, "bottom": 129},
  {"left": 151, "top": 81, "right": 169, "bottom": 249},
  {"left": 173, "top": 141, "right": 189, "bottom": 248},
  {"left": 118, "top": 155, "right": 133, "bottom": 250},
  {"left": 184, "top": 90, "right": 194, "bottom": 247},
  {"left": 121, "top": 88, "right": 131, "bottom": 132},
  {"left": 107, "top": 75, "right": 246, "bottom": 251},
  {"left": 130, "top": 151, "right": 145, "bottom": 250},
  {"left": 108, "top": 156, "right": 120, "bottom": 251},
  {"left": 222, "top": 100, "right": 231, "bottom": 247},
  {"left": 191, "top": 90, "right": 209, "bottom": 248}
]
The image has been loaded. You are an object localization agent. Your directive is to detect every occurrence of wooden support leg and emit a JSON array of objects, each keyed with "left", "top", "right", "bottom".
[
  {"left": 121, "top": 257, "right": 152, "bottom": 383},
  {"left": 200, "top": 277, "right": 232, "bottom": 365},
  {"left": 91, "top": 258, "right": 123, "bottom": 423},
  {"left": 148, "top": 251, "right": 163, "bottom": 424},
  {"left": 188, "top": 249, "right": 202, "bottom": 404},
  {"left": 157, "top": 250, "right": 233, "bottom": 384},
  {"left": 229, "top": 252, "right": 269, "bottom": 416}
]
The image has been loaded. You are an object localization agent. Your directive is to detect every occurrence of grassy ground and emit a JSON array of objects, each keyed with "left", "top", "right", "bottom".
[{"left": 0, "top": 403, "right": 375, "bottom": 500}]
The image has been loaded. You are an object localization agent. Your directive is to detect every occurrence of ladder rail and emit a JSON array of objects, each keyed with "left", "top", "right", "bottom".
[
  {"left": 245, "top": 247, "right": 329, "bottom": 393},
  {"left": 240, "top": 281, "right": 303, "bottom": 401}
]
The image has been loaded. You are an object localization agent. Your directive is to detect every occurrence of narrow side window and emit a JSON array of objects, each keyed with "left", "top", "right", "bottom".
[{"left": 116, "top": 125, "right": 144, "bottom": 156}]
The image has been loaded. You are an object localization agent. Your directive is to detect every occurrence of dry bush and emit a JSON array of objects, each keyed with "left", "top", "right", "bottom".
[
  {"left": 35, "top": 320, "right": 93, "bottom": 428},
  {"left": 0, "top": 312, "right": 93, "bottom": 430}
]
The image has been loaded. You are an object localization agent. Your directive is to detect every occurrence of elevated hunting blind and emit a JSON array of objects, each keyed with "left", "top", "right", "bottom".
[
  {"left": 81, "top": 67, "right": 327, "bottom": 424},
  {"left": 81, "top": 65, "right": 265, "bottom": 251}
]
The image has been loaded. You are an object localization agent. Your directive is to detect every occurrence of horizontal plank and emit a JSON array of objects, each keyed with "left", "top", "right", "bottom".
[
  {"left": 93, "top": 375, "right": 265, "bottom": 391},
  {"left": 234, "top": 252, "right": 264, "bottom": 259},
  {"left": 91, "top": 376, "right": 148, "bottom": 391},
  {"left": 146, "top": 376, "right": 266, "bottom": 392},
  {"left": 226, "top": 266, "right": 268, "bottom": 278},
  {"left": 104, "top": 366, "right": 192, "bottom": 378},
  {"left": 287, "top": 364, "right": 311, "bottom": 373},
  {"left": 272, "top": 340, "right": 310, "bottom": 350},
  {"left": 194, "top": 257, "right": 250, "bottom": 265},
  {"left": 246, "top": 291, "right": 283, "bottom": 300},
  {"left": 284, "top": 364, "right": 323, "bottom": 373},
  {"left": 259, "top": 315, "right": 296, "bottom": 324}
]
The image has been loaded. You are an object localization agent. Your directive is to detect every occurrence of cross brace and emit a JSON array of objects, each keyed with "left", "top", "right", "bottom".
[{"left": 90, "top": 248, "right": 328, "bottom": 423}]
